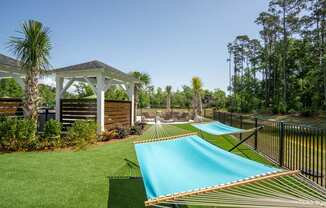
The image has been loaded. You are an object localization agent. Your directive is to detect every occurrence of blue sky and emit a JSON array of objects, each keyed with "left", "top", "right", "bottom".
[{"left": 0, "top": 0, "right": 268, "bottom": 91}]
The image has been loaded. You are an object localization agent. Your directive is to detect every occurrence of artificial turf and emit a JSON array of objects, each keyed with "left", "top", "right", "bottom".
[{"left": 0, "top": 124, "right": 273, "bottom": 208}]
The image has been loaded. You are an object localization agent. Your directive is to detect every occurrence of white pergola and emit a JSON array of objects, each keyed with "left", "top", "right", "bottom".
[
  {"left": 51, "top": 60, "right": 138, "bottom": 132},
  {"left": 0, "top": 54, "right": 25, "bottom": 88}
]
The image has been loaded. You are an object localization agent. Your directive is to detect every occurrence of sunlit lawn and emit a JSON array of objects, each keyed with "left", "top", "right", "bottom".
[{"left": 0, "top": 124, "right": 272, "bottom": 208}]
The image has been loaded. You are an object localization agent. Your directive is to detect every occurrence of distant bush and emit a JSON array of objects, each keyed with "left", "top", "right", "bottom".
[
  {"left": 67, "top": 120, "right": 97, "bottom": 146},
  {"left": 301, "top": 109, "right": 318, "bottom": 117},
  {"left": 0, "top": 117, "right": 36, "bottom": 151}
]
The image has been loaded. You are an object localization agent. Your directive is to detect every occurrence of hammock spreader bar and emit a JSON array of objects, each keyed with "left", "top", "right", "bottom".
[
  {"left": 228, "top": 126, "right": 263, "bottom": 152},
  {"left": 134, "top": 132, "right": 198, "bottom": 144}
]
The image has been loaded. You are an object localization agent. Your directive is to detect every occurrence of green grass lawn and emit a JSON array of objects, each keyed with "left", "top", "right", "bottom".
[{"left": 0, "top": 124, "right": 273, "bottom": 208}]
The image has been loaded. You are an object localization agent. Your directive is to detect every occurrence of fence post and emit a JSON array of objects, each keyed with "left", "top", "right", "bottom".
[
  {"left": 240, "top": 115, "right": 243, "bottom": 140},
  {"left": 45, "top": 108, "right": 49, "bottom": 122},
  {"left": 254, "top": 117, "right": 258, "bottom": 150},
  {"left": 60, "top": 100, "right": 63, "bottom": 123},
  {"left": 218, "top": 111, "right": 221, "bottom": 121},
  {"left": 230, "top": 112, "right": 233, "bottom": 126},
  {"left": 279, "top": 121, "right": 285, "bottom": 167}
]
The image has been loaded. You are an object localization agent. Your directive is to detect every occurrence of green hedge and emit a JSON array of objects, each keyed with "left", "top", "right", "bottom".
[
  {"left": 0, "top": 117, "right": 36, "bottom": 151},
  {"left": 0, "top": 118, "right": 144, "bottom": 152}
]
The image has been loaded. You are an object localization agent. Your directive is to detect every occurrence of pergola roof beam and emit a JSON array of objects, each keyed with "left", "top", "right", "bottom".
[
  {"left": 60, "top": 78, "right": 75, "bottom": 97},
  {"left": 83, "top": 77, "right": 98, "bottom": 96},
  {"left": 51, "top": 60, "right": 138, "bottom": 83}
]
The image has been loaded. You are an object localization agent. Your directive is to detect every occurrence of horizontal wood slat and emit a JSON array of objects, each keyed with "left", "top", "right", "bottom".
[
  {"left": 105, "top": 100, "right": 131, "bottom": 130},
  {"left": 62, "top": 111, "right": 97, "bottom": 116},
  {"left": 60, "top": 99, "right": 132, "bottom": 130},
  {"left": 60, "top": 99, "right": 97, "bottom": 128},
  {"left": 0, "top": 98, "right": 23, "bottom": 116}
]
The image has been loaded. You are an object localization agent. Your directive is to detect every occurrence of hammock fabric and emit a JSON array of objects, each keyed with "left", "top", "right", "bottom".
[
  {"left": 134, "top": 133, "right": 326, "bottom": 207},
  {"left": 192, "top": 121, "right": 253, "bottom": 136}
]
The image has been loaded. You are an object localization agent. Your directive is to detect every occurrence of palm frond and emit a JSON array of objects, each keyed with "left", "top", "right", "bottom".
[{"left": 7, "top": 20, "right": 52, "bottom": 73}]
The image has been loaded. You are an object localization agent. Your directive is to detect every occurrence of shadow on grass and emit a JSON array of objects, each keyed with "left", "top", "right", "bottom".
[{"left": 108, "top": 176, "right": 146, "bottom": 208}]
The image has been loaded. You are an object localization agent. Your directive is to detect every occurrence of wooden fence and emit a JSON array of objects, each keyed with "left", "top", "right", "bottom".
[
  {"left": 0, "top": 98, "right": 24, "bottom": 116},
  {"left": 104, "top": 100, "right": 131, "bottom": 129},
  {"left": 60, "top": 99, "right": 131, "bottom": 130},
  {"left": 60, "top": 99, "right": 97, "bottom": 128}
]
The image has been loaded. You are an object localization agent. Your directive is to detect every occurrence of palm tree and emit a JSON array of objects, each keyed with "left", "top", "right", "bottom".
[
  {"left": 129, "top": 71, "right": 151, "bottom": 115},
  {"left": 8, "top": 20, "right": 51, "bottom": 123},
  {"left": 192, "top": 76, "right": 203, "bottom": 118},
  {"left": 165, "top": 85, "right": 172, "bottom": 112}
]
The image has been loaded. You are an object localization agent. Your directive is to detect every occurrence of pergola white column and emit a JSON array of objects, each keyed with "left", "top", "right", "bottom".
[
  {"left": 127, "top": 83, "right": 135, "bottom": 125},
  {"left": 96, "top": 73, "right": 105, "bottom": 132},
  {"left": 55, "top": 77, "right": 63, "bottom": 121},
  {"left": 55, "top": 77, "right": 75, "bottom": 121}
]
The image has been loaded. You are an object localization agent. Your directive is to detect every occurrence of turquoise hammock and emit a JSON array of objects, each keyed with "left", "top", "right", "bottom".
[
  {"left": 192, "top": 121, "right": 262, "bottom": 152},
  {"left": 192, "top": 121, "right": 254, "bottom": 136},
  {"left": 134, "top": 133, "right": 326, "bottom": 207}
]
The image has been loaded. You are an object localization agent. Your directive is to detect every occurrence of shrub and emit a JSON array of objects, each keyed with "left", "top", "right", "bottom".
[
  {"left": 0, "top": 117, "right": 36, "bottom": 151},
  {"left": 16, "top": 118, "right": 37, "bottom": 149},
  {"left": 41, "top": 119, "right": 62, "bottom": 148},
  {"left": 100, "top": 129, "right": 118, "bottom": 141},
  {"left": 44, "top": 119, "right": 62, "bottom": 139},
  {"left": 67, "top": 120, "right": 97, "bottom": 146},
  {"left": 129, "top": 123, "right": 143, "bottom": 135},
  {"left": 115, "top": 127, "right": 129, "bottom": 139},
  {"left": 301, "top": 109, "right": 318, "bottom": 117},
  {"left": 0, "top": 117, "right": 17, "bottom": 150}
]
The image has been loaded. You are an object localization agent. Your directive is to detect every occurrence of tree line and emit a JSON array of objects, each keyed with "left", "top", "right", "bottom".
[
  {"left": 0, "top": 73, "right": 227, "bottom": 112},
  {"left": 227, "top": 0, "right": 326, "bottom": 115}
]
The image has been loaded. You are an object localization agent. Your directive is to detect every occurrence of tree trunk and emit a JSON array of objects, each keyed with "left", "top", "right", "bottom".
[
  {"left": 23, "top": 69, "right": 39, "bottom": 123},
  {"left": 321, "top": 12, "right": 326, "bottom": 107},
  {"left": 192, "top": 94, "right": 197, "bottom": 118},
  {"left": 198, "top": 94, "right": 203, "bottom": 116},
  {"left": 282, "top": 0, "right": 288, "bottom": 109},
  {"left": 166, "top": 95, "right": 171, "bottom": 112}
]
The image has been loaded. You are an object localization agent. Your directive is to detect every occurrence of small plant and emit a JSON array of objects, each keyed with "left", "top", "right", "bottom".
[
  {"left": 0, "top": 117, "right": 17, "bottom": 150},
  {"left": 67, "top": 120, "right": 97, "bottom": 146},
  {"left": 136, "top": 122, "right": 146, "bottom": 130},
  {"left": 115, "top": 127, "right": 129, "bottom": 139},
  {"left": 100, "top": 129, "right": 118, "bottom": 141},
  {"left": 129, "top": 124, "right": 142, "bottom": 135},
  {"left": 44, "top": 119, "right": 62, "bottom": 139},
  {"left": 16, "top": 118, "right": 37, "bottom": 148},
  {"left": 42, "top": 119, "right": 62, "bottom": 148}
]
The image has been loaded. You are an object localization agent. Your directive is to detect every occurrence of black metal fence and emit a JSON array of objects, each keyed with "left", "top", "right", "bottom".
[
  {"left": 212, "top": 111, "right": 326, "bottom": 189},
  {"left": 37, "top": 108, "right": 55, "bottom": 132}
]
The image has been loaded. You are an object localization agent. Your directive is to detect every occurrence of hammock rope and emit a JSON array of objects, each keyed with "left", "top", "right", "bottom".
[{"left": 159, "top": 175, "right": 326, "bottom": 208}]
